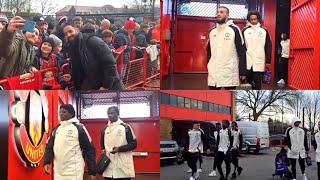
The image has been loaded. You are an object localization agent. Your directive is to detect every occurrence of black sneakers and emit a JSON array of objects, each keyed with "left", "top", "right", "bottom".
[
  {"left": 237, "top": 167, "right": 243, "bottom": 176},
  {"left": 231, "top": 172, "right": 237, "bottom": 179}
]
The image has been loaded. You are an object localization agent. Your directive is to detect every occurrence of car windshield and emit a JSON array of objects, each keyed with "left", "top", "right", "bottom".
[{"left": 160, "top": 143, "right": 176, "bottom": 148}]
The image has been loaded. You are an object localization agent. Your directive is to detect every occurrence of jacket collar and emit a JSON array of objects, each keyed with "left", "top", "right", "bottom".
[
  {"left": 60, "top": 117, "right": 79, "bottom": 126},
  {"left": 108, "top": 118, "right": 124, "bottom": 127}
]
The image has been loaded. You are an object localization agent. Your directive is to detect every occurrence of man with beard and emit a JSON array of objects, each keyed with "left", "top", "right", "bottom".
[
  {"left": 206, "top": 6, "right": 247, "bottom": 90},
  {"left": 242, "top": 11, "right": 272, "bottom": 90},
  {"left": 62, "top": 23, "right": 124, "bottom": 90}
]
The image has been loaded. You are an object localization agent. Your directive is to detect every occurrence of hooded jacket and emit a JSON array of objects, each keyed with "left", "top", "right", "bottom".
[
  {"left": 43, "top": 117, "right": 96, "bottom": 180},
  {"left": 101, "top": 119, "right": 137, "bottom": 178},
  {"left": 285, "top": 117, "right": 309, "bottom": 159},
  {"left": 206, "top": 20, "right": 247, "bottom": 87},
  {"left": 0, "top": 29, "right": 36, "bottom": 79},
  {"left": 242, "top": 22, "right": 272, "bottom": 72}
]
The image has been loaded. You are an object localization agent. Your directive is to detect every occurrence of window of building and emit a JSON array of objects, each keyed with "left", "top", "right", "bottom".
[
  {"left": 214, "top": 104, "right": 219, "bottom": 112},
  {"left": 160, "top": 93, "right": 169, "bottom": 105},
  {"left": 177, "top": 96, "right": 185, "bottom": 107},
  {"left": 169, "top": 94, "right": 177, "bottom": 106},
  {"left": 185, "top": 98, "right": 191, "bottom": 108},
  {"left": 203, "top": 102, "right": 208, "bottom": 111},
  {"left": 209, "top": 103, "right": 214, "bottom": 112},
  {"left": 191, "top": 99, "right": 198, "bottom": 109},
  {"left": 198, "top": 101, "right": 203, "bottom": 110}
]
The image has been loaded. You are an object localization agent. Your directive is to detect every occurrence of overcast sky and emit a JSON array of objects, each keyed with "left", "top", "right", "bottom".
[{"left": 51, "top": 0, "right": 160, "bottom": 12}]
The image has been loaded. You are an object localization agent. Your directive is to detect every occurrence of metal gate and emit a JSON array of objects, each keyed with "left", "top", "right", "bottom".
[{"left": 289, "top": 0, "right": 320, "bottom": 89}]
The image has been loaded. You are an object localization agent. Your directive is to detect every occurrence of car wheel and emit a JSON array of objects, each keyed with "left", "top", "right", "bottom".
[{"left": 246, "top": 146, "right": 251, "bottom": 153}]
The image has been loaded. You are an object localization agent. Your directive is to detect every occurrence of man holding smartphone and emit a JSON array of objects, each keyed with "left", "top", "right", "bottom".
[{"left": 0, "top": 16, "right": 39, "bottom": 79}]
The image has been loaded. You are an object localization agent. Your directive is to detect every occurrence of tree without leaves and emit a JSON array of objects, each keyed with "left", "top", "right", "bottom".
[
  {"left": 236, "top": 90, "right": 299, "bottom": 121},
  {"left": 36, "top": 0, "right": 57, "bottom": 15}
]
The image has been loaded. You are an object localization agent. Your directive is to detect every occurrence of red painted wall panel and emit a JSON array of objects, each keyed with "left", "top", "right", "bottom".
[
  {"left": 262, "top": 0, "right": 276, "bottom": 81},
  {"left": 161, "top": 90, "right": 232, "bottom": 107},
  {"left": 81, "top": 118, "right": 160, "bottom": 173},
  {"left": 161, "top": 0, "right": 172, "bottom": 77}
]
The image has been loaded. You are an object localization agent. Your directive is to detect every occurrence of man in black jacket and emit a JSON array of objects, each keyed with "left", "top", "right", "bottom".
[
  {"left": 62, "top": 23, "right": 124, "bottom": 90},
  {"left": 134, "top": 24, "right": 149, "bottom": 59}
]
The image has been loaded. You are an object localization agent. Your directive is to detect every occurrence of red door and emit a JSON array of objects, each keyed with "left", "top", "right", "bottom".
[
  {"left": 288, "top": 0, "right": 320, "bottom": 89},
  {"left": 174, "top": 16, "right": 215, "bottom": 73}
]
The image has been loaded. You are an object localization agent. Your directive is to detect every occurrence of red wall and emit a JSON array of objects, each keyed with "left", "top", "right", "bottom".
[
  {"left": 161, "top": 0, "right": 172, "bottom": 77},
  {"left": 160, "top": 90, "right": 233, "bottom": 121},
  {"left": 161, "top": 90, "right": 232, "bottom": 106},
  {"left": 7, "top": 90, "right": 67, "bottom": 180},
  {"left": 262, "top": 0, "right": 276, "bottom": 81},
  {"left": 81, "top": 118, "right": 160, "bottom": 173}
]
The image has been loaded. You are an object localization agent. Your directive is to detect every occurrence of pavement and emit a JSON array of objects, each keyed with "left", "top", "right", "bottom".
[{"left": 160, "top": 148, "right": 317, "bottom": 180}]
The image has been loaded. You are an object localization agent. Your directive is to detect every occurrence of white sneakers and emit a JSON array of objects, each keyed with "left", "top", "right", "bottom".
[
  {"left": 302, "top": 174, "right": 307, "bottom": 180},
  {"left": 187, "top": 168, "right": 202, "bottom": 173},
  {"left": 197, "top": 168, "right": 202, "bottom": 173},
  {"left": 208, "top": 170, "right": 217, "bottom": 177},
  {"left": 187, "top": 168, "right": 192, "bottom": 173},
  {"left": 277, "top": 79, "right": 285, "bottom": 84},
  {"left": 195, "top": 171, "right": 200, "bottom": 178},
  {"left": 189, "top": 177, "right": 195, "bottom": 180}
]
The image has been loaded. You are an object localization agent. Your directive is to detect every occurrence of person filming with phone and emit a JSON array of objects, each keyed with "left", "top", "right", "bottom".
[{"left": 0, "top": 16, "right": 39, "bottom": 79}]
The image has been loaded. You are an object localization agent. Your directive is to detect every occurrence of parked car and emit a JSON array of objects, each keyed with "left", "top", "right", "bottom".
[
  {"left": 160, "top": 140, "right": 179, "bottom": 164},
  {"left": 237, "top": 121, "right": 270, "bottom": 153}
]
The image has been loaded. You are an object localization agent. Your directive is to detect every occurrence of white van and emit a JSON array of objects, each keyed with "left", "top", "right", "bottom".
[{"left": 236, "top": 121, "right": 270, "bottom": 153}]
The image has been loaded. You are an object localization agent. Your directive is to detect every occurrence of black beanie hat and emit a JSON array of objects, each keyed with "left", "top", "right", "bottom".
[
  {"left": 60, "top": 104, "right": 75, "bottom": 118},
  {"left": 41, "top": 37, "right": 55, "bottom": 53}
]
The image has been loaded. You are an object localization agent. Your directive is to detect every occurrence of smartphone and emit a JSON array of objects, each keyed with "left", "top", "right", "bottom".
[{"left": 19, "top": 20, "right": 36, "bottom": 32}]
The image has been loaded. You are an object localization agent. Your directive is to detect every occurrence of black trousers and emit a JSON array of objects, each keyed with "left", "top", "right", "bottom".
[
  {"left": 231, "top": 149, "right": 240, "bottom": 173},
  {"left": 216, "top": 151, "right": 231, "bottom": 178},
  {"left": 104, "top": 178, "right": 131, "bottom": 180},
  {"left": 198, "top": 153, "right": 203, "bottom": 168},
  {"left": 317, "top": 162, "right": 320, "bottom": 180},
  {"left": 289, "top": 157, "right": 305, "bottom": 179},
  {"left": 209, "top": 86, "right": 237, "bottom": 90},
  {"left": 279, "top": 57, "right": 288, "bottom": 81},
  {"left": 187, "top": 152, "right": 199, "bottom": 176},
  {"left": 213, "top": 152, "right": 218, "bottom": 170},
  {"left": 247, "top": 67, "right": 263, "bottom": 90}
]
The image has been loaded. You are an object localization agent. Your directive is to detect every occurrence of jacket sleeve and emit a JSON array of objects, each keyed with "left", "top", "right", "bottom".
[
  {"left": 118, "top": 124, "right": 137, "bottom": 152},
  {"left": 89, "top": 37, "right": 123, "bottom": 89},
  {"left": 135, "top": 34, "right": 147, "bottom": 48},
  {"left": 79, "top": 125, "right": 96, "bottom": 176},
  {"left": 312, "top": 134, "right": 317, "bottom": 150},
  {"left": 43, "top": 125, "right": 59, "bottom": 165},
  {"left": 206, "top": 39, "right": 211, "bottom": 64},
  {"left": 285, "top": 128, "right": 292, "bottom": 150},
  {"left": 0, "top": 28, "right": 19, "bottom": 58},
  {"left": 304, "top": 130, "right": 309, "bottom": 151},
  {"left": 239, "top": 131, "right": 243, "bottom": 150},
  {"left": 215, "top": 131, "right": 220, "bottom": 153},
  {"left": 265, "top": 30, "right": 272, "bottom": 64},
  {"left": 100, "top": 126, "right": 106, "bottom": 151},
  {"left": 233, "top": 26, "right": 247, "bottom": 76},
  {"left": 200, "top": 129, "right": 208, "bottom": 151}
]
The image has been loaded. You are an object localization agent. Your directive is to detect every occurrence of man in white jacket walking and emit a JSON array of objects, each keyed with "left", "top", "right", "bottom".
[
  {"left": 285, "top": 117, "right": 309, "bottom": 180},
  {"left": 100, "top": 106, "right": 137, "bottom": 180},
  {"left": 206, "top": 6, "right": 247, "bottom": 90},
  {"left": 312, "top": 121, "right": 320, "bottom": 180},
  {"left": 43, "top": 104, "right": 96, "bottom": 180},
  {"left": 242, "top": 11, "right": 272, "bottom": 90}
]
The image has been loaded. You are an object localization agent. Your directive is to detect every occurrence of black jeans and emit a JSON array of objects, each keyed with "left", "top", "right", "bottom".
[
  {"left": 231, "top": 149, "right": 240, "bottom": 173},
  {"left": 198, "top": 153, "right": 203, "bottom": 168},
  {"left": 216, "top": 151, "right": 231, "bottom": 178},
  {"left": 104, "top": 178, "right": 131, "bottom": 180},
  {"left": 289, "top": 157, "right": 305, "bottom": 179},
  {"left": 318, "top": 162, "right": 320, "bottom": 180},
  {"left": 279, "top": 57, "right": 288, "bottom": 81},
  {"left": 247, "top": 67, "right": 263, "bottom": 90},
  {"left": 209, "top": 86, "right": 237, "bottom": 90},
  {"left": 186, "top": 152, "right": 199, "bottom": 176}
]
